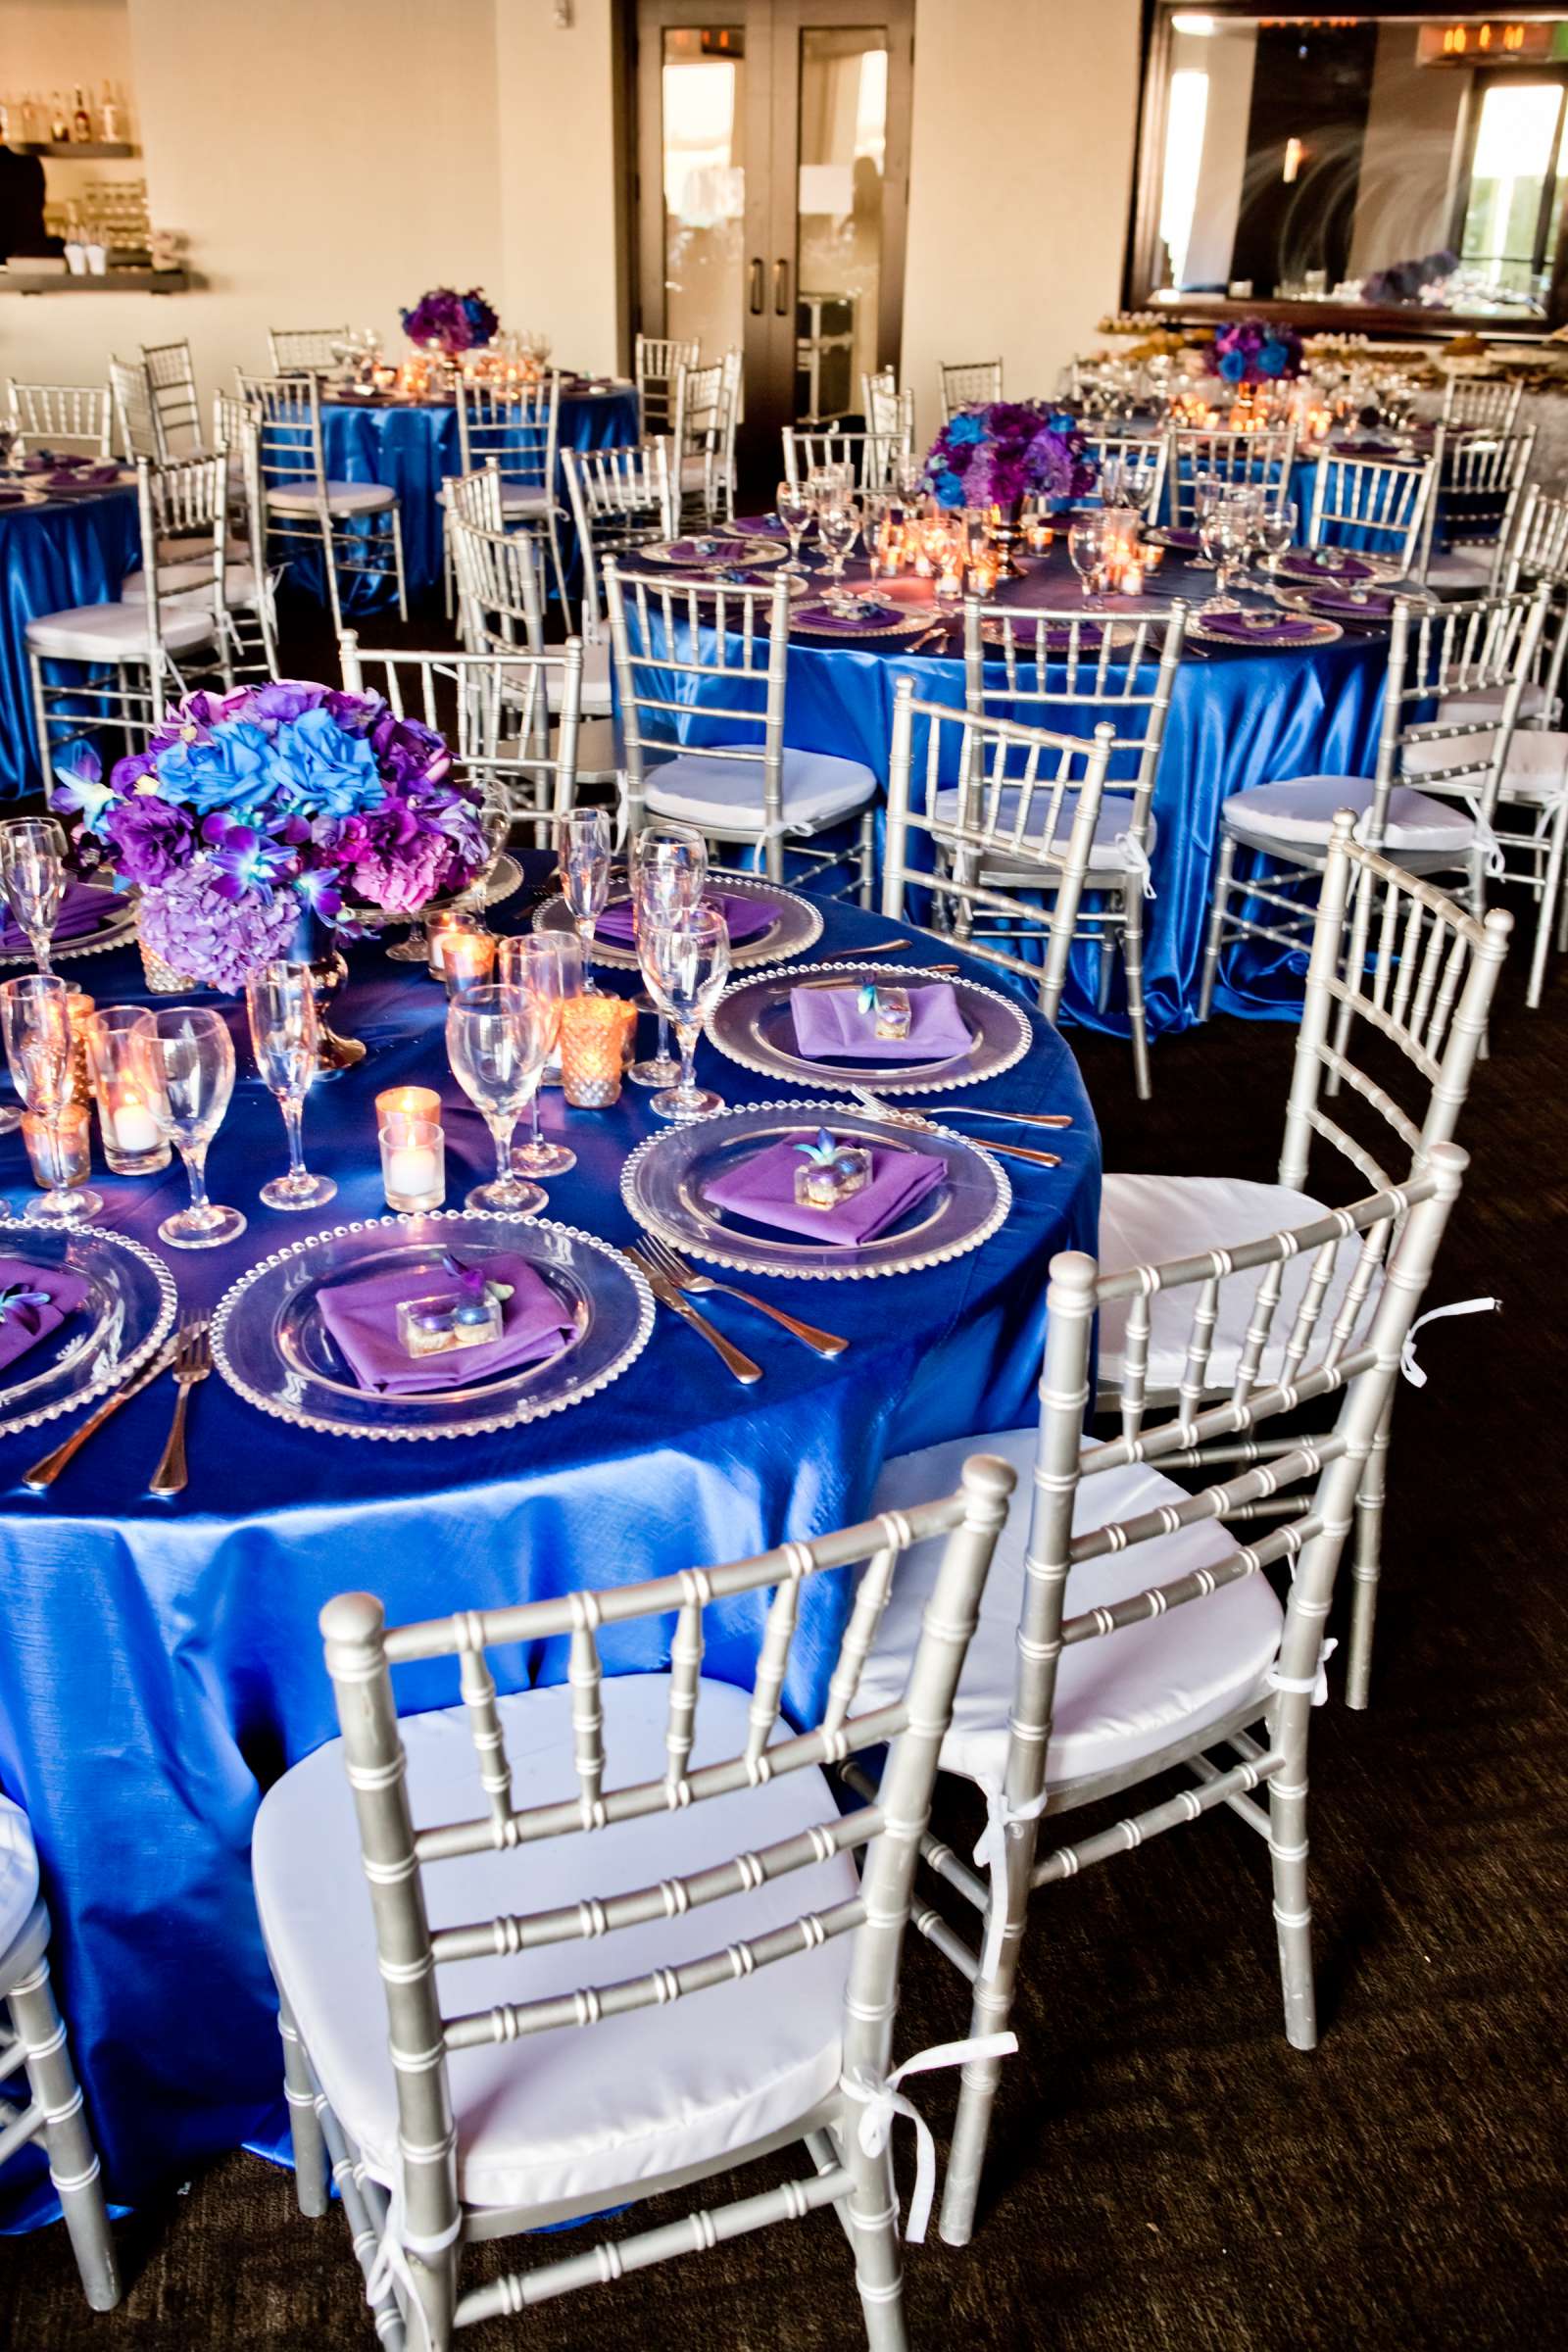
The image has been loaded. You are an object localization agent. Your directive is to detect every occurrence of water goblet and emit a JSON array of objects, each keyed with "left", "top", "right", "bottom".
[
  {"left": 1101, "top": 454, "right": 1128, "bottom": 510},
  {"left": 244, "top": 961, "right": 336, "bottom": 1211},
  {"left": 638, "top": 904, "right": 730, "bottom": 1123},
  {"left": 130, "top": 1005, "right": 246, "bottom": 1250},
  {"left": 775, "top": 479, "right": 812, "bottom": 576},
  {"left": 0, "top": 817, "right": 67, "bottom": 977},
  {"left": 627, "top": 822, "right": 707, "bottom": 1088},
  {"left": 447, "top": 984, "right": 550, "bottom": 1215},
  {"left": 1068, "top": 513, "right": 1110, "bottom": 608},
  {"left": 496, "top": 931, "right": 581, "bottom": 1178},
  {"left": 0, "top": 974, "right": 102, "bottom": 1224},
  {"left": 815, "top": 495, "right": 860, "bottom": 591},
  {"left": 1198, "top": 505, "right": 1246, "bottom": 614},
  {"left": 559, "top": 807, "right": 612, "bottom": 981},
  {"left": 1258, "top": 500, "right": 1298, "bottom": 571}
]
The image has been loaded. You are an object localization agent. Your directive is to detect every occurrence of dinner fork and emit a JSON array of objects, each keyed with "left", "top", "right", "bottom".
[
  {"left": 148, "top": 1314, "right": 213, "bottom": 1497},
  {"left": 621, "top": 1247, "right": 762, "bottom": 1386},
  {"left": 852, "top": 1088, "right": 1062, "bottom": 1170},
  {"left": 638, "top": 1234, "right": 849, "bottom": 1359}
]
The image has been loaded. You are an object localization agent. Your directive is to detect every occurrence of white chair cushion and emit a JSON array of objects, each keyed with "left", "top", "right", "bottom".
[
  {"left": 1498, "top": 728, "right": 1568, "bottom": 804},
  {"left": 1222, "top": 773, "right": 1476, "bottom": 855},
  {"left": 268, "top": 479, "right": 396, "bottom": 515},
  {"left": 254, "top": 1674, "right": 857, "bottom": 2216},
  {"left": 932, "top": 786, "right": 1152, "bottom": 879},
  {"left": 0, "top": 1793, "right": 40, "bottom": 1978},
  {"left": 122, "top": 561, "right": 263, "bottom": 609},
  {"left": 1425, "top": 549, "right": 1495, "bottom": 590},
  {"left": 1439, "top": 681, "right": 1554, "bottom": 725},
  {"left": 1096, "top": 1170, "right": 1378, "bottom": 1392},
  {"left": 861, "top": 1429, "right": 1283, "bottom": 1790},
  {"left": 680, "top": 454, "right": 711, "bottom": 488},
  {"left": 645, "top": 746, "right": 875, "bottom": 835},
  {"left": 25, "top": 598, "right": 219, "bottom": 662},
  {"left": 548, "top": 631, "right": 612, "bottom": 716},
  {"left": 500, "top": 481, "right": 556, "bottom": 518}
]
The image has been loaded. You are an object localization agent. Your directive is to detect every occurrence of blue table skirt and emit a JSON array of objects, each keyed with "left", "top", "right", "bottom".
[
  {"left": 0, "top": 867, "right": 1098, "bottom": 2220},
  {"left": 0, "top": 490, "right": 141, "bottom": 802},
  {"left": 318, "top": 386, "right": 641, "bottom": 605}
]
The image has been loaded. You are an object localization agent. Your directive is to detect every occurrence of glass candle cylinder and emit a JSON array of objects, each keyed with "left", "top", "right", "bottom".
[
  {"left": 83, "top": 1005, "right": 172, "bottom": 1175},
  {"left": 64, "top": 990, "right": 95, "bottom": 1106},
  {"left": 426, "top": 909, "right": 483, "bottom": 979},
  {"left": 559, "top": 995, "right": 635, "bottom": 1107},
  {"left": 374, "top": 1084, "right": 442, "bottom": 1128},
  {"left": 23, "top": 1102, "right": 91, "bottom": 1191},
  {"left": 443, "top": 929, "right": 497, "bottom": 1000},
  {"left": 379, "top": 1113, "right": 446, "bottom": 1212}
]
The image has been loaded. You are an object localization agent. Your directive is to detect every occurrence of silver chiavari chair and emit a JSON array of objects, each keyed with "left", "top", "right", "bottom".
[
  {"left": 1440, "top": 374, "right": 1524, "bottom": 433},
  {"left": 1306, "top": 440, "right": 1442, "bottom": 577},
  {"left": 268, "top": 325, "right": 350, "bottom": 373},
  {"left": 1423, "top": 426, "right": 1536, "bottom": 597},
  {"left": 782, "top": 424, "right": 910, "bottom": 494},
  {"left": 882, "top": 676, "right": 1113, "bottom": 1028},
  {"left": 1106, "top": 811, "right": 1509, "bottom": 1706},
  {"left": 851, "top": 1137, "right": 1469, "bottom": 2247},
  {"left": 5, "top": 379, "right": 114, "bottom": 459},
  {"left": 561, "top": 438, "right": 677, "bottom": 724},
  {"left": 1200, "top": 585, "right": 1546, "bottom": 1008},
  {"left": 1076, "top": 427, "right": 1168, "bottom": 522},
  {"left": 958, "top": 599, "right": 1188, "bottom": 1094},
  {"left": 253, "top": 1456, "right": 1016, "bottom": 2351},
  {"left": 635, "top": 331, "right": 700, "bottom": 438},
  {"left": 142, "top": 336, "right": 205, "bottom": 458},
  {"left": 454, "top": 374, "right": 568, "bottom": 609},
  {"left": 108, "top": 355, "right": 159, "bottom": 462},
  {"left": 862, "top": 369, "right": 915, "bottom": 449},
  {"left": 238, "top": 368, "right": 408, "bottom": 633},
  {"left": 606, "top": 558, "right": 878, "bottom": 892},
  {"left": 122, "top": 428, "right": 278, "bottom": 681},
  {"left": 447, "top": 514, "right": 591, "bottom": 834},
  {"left": 939, "top": 359, "right": 1003, "bottom": 422},
  {"left": 1164, "top": 423, "right": 1297, "bottom": 529},
  {"left": 676, "top": 353, "right": 741, "bottom": 526},
  {"left": 1, "top": 1794, "right": 120, "bottom": 2311},
  {"left": 445, "top": 465, "right": 507, "bottom": 647}
]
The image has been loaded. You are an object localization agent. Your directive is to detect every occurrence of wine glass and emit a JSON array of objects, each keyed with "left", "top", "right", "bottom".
[
  {"left": 776, "top": 479, "right": 812, "bottom": 576},
  {"left": 637, "top": 903, "right": 730, "bottom": 1123},
  {"left": 627, "top": 822, "right": 708, "bottom": 1088},
  {"left": 816, "top": 495, "right": 860, "bottom": 592},
  {"left": 1257, "top": 500, "right": 1298, "bottom": 572},
  {"left": 244, "top": 961, "right": 336, "bottom": 1211},
  {"left": 1199, "top": 503, "right": 1246, "bottom": 614},
  {"left": 862, "top": 490, "right": 894, "bottom": 583},
  {"left": 0, "top": 817, "right": 67, "bottom": 976},
  {"left": 446, "top": 984, "right": 550, "bottom": 1215},
  {"left": 129, "top": 1006, "right": 246, "bottom": 1250},
  {"left": 0, "top": 974, "right": 102, "bottom": 1225},
  {"left": 496, "top": 931, "right": 580, "bottom": 1178},
  {"left": 1068, "top": 513, "right": 1110, "bottom": 608},
  {"left": 559, "top": 807, "right": 612, "bottom": 982}
]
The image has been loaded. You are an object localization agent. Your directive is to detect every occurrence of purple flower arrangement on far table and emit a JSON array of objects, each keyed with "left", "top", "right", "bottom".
[
  {"left": 923, "top": 402, "right": 1096, "bottom": 512},
  {"left": 399, "top": 286, "right": 500, "bottom": 358},
  {"left": 51, "top": 682, "right": 486, "bottom": 992},
  {"left": 1204, "top": 319, "right": 1304, "bottom": 387}
]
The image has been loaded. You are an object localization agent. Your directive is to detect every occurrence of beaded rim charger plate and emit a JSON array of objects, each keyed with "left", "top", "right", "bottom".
[
  {"left": 706, "top": 960, "right": 1033, "bottom": 1096},
  {"left": 0, "top": 895, "right": 138, "bottom": 968},
  {"left": 621, "top": 1101, "right": 1011, "bottom": 1283},
  {"left": 533, "top": 868, "right": 823, "bottom": 972},
  {"left": 1189, "top": 610, "right": 1344, "bottom": 651},
  {"left": 644, "top": 536, "right": 788, "bottom": 569},
  {"left": 0, "top": 1221, "right": 177, "bottom": 1441},
  {"left": 211, "top": 1212, "right": 655, "bottom": 1441}
]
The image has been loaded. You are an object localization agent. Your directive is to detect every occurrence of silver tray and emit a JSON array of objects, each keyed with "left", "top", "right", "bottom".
[
  {"left": 211, "top": 1211, "right": 654, "bottom": 1442},
  {"left": 0, "top": 895, "right": 138, "bottom": 968},
  {"left": 533, "top": 868, "right": 823, "bottom": 973},
  {"left": 620, "top": 1101, "right": 1012, "bottom": 1282},
  {"left": 706, "top": 961, "right": 1034, "bottom": 1097},
  {"left": 0, "top": 1221, "right": 177, "bottom": 1441}
]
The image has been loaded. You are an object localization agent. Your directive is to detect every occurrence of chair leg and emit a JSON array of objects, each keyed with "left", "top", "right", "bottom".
[
  {"left": 319, "top": 516, "right": 345, "bottom": 638},
  {"left": 544, "top": 510, "right": 570, "bottom": 613},
  {"left": 938, "top": 1833, "right": 1033, "bottom": 2249},
  {"left": 5, "top": 1950, "right": 121, "bottom": 2311},
  {"left": 1346, "top": 1395, "right": 1394, "bottom": 1711},
  {"left": 1198, "top": 832, "right": 1236, "bottom": 1022},
  {"left": 1267, "top": 1751, "right": 1318, "bottom": 2052},
  {"left": 1122, "top": 880, "right": 1152, "bottom": 1101},
  {"left": 26, "top": 646, "right": 54, "bottom": 787},
  {"left": 1526, "top": 799, "right": 1568, "bottom": 1009},
  {"left": 857, "top": 810, "right": 875, "bottom": 910},
  {"left": 843, "top": 2127, "right": 906, "bottom": 2352},
  {"left": 389, "top": 505, "right": 409, "bottom": 624},
  {"left": 277, "top": 1994, "right": 327, "bottom": 2218}
]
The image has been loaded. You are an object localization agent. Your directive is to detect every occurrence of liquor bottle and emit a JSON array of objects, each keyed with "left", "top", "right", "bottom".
[
  {"left": 99, "top": 82, "right": 121, "bottom": 142},
  {"left": 49, "top": 90, "right": 70, "bottom": 143},
  {"left": 73, "top": 86, "right": 92, "bottom": 141},
  {"left": 18, "top": 93, "right": 38, "bottom": 143}
]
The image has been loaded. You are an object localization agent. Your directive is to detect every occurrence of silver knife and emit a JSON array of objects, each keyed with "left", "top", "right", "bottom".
[{"left": 23, "top": 1337, "right": 180, "bottom": 1492}]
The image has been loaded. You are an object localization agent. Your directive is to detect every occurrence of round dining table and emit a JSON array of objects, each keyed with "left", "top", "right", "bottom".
[
  {"left": 0, "top": 480, "right": 141, "bottom": 802},
  {"left": 0, "top": 858, "right": 1099, "bottom": 2223}
]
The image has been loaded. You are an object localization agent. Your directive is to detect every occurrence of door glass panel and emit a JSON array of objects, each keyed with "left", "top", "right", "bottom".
[
  {"left": 794, "top": 26, "right": 888, "bottom": 419},
  {"left": 1460, "top": 80, "right": 1565, "bottom": 300},
  {"left": 661, "top": 28, "right": 747, "bottom": 357}
]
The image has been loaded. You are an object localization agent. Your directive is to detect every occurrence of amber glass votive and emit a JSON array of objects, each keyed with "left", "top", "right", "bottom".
[
  {"left": 374, "top": 1085, "right": 442, "bottom": 1130},
  {"left": 559, "top": 996, "right": 636, "bottom": 1107},
  {"left": 426, "top": 909, "right": 484, "bottom": 979},
  {"left": 443, "top": 930, "right": 498, "bottom": 1000},
  {"left": 23, "top": 1103, "right": 91, "bottom": 1191}
]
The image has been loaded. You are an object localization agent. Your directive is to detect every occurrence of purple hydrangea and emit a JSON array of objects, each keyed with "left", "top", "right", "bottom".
[
  {"left": 923, "top": 402, "right": 1096, "bottom": 512},
  {"left": 400, "top": 286, "right": 499, "bottom": 357},
  {"left": 1206, "top": 319, "right": 1303, "bottom": 387},
  {"left": 136, "top": 860, "right": 302, "bottom": 992}
]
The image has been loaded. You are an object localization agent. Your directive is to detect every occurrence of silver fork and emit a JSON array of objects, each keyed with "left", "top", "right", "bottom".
[
  {"left": 639, "top": 1234, "right": 849, "bottom": 1359},
  {"left": 852, "top": 1088, "right": 1063, "bottom": 1170},
  {"left": 621, "top": 1247, "right": 763, "bottom": 1385},
  {"left": 148, "top": 1314, "right": 212, "bottom": 1497}
]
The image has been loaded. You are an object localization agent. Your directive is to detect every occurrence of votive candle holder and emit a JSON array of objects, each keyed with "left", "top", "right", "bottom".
[
  {"left": 443, "top": 929, "right": 497, "bottom": 1000},
  {"left": 559, "top": 996, "right": 635, "bottom": 1107},
  {"left": 375, "top": 1084, "right": 442, "bottom": 1128},
  {"left": 380, "top": 1113, "right": 446, "bottom": 1212},
  {"left": 23, "top": 1102, "right": 91, "bottom": 1192},
  {"left": 426, "top": 909, "right": 484, "bottom": 979}
]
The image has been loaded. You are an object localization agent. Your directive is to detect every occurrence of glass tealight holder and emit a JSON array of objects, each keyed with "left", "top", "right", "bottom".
[
  {"left": 426, "top": 909, "right": 483, "bottom": 980},
  {"left": 443, "top": 929, "right": 497, "bottom": 1000},
  {"left": 374, "top": 1084, "right": 442, "bottom": 1128},
  {"left": 23, "top": 1102, "right": 91, "bottom": 1192},
  {"left": 379, "top": 1113, "right": 446, "bottom": 1212},
  {"left": 559, "top": 996, "right": 635, "bottom": 1107},
  {"left": 84, "top": 1006, "right": 172, "bottom": 1176}
]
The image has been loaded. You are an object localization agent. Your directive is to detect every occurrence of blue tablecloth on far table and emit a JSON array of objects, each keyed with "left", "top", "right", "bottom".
[
  {"left": 0, "top": 864, "right": 1099, "bottom": 2225},
  {"left": 0, "top": 485, "right": 141, "bottom": 801}
]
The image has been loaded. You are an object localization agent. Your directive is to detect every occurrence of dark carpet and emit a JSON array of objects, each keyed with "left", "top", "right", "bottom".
[{"left": 3, "top": 590, "right": 1565, "bottom": 2349}]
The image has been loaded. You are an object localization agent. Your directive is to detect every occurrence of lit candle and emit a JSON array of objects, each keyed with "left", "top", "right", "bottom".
[
  {"left": 425, "top": 909, "right": 476, "bottom": 977},
  {"left": 105, "top": 1086, "right": 161, "bottom": 1155},
  {"left": 375, "top": 1084, "right": 442, "bottom": 1126},
  {"left": 442, "top": 930, "right": 497, "bottom": 999},
  {"left": 380, "top": 1113, "right": 446, "bottom": 1212},
  {"left": 1121, "top": 561, "right": 1144, "bottom": 597},
  {"left": 558, "top": 995, "right": 635, "bottom": 1107},
  {"left": 23, "top": 1103, "right": 91, "bottom": 1191}
]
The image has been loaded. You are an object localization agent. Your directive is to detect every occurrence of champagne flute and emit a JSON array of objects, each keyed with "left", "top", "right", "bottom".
[
  {"left": 129, "top": 1006, "right": 246, "bottom": 1250},
  {"left": 559, "top": 807, "right": 612, "bottom": 983},
  {"left": 628, "top": 822, "right": 707, "bottom": 1088},
  {"left": 637, "top": 903, "right": 730, "bottom": 1123},
  {"left": 496, "top": 931, "right": 580, "bottom": 1178},
  {"left": 776, "top": 479, "right": 812, "bottom": 576},
  {"left": 0, "top": 817, "right": 67, "bottom": 977},
  {"left": 0, "top": 974, "right": 102, "bottom": 1225},
  {"left": 244, "top": 961, "right": 336, "bottom": 1211},
  {"left": 446, "top": 984, "right": 549, "bottom": 1214}
]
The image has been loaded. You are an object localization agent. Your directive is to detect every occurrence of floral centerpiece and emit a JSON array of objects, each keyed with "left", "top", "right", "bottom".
[
  {"left": 924, "top": 401, "right": 1095, "bottom": 513},
  {"left": 51, "top": 682, "right": 487, "bottom": 994},
  {"left": 400, "top": 286, "right": 500, "bottom": 359},
  {"left": 1204, "top": 319, "right": 1304, "bottom": 386}
]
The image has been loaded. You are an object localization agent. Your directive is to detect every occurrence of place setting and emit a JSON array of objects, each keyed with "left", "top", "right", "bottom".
[{"left": 704, "top": 959, "right": 1035, "bottom": 1097}]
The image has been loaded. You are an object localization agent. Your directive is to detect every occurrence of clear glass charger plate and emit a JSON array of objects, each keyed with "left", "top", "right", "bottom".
[
  {"left": 0, "top": 1220, "right": 177, "bottom": 1440},
  {"left": 0, "top": 895, "right": 138, "bottom": 968},
  {"left": 533, "top": 868, "right": 823, "bottom": 972},
  {"left": 706, "top": 961, "right": 1033, "bottom": 1097},
  {"left": 211, "top": 1211, "right": 655, "bottom": 1442},
  {"left": 620, "top": 1101, "right": 1012, "bottom": 1283}
]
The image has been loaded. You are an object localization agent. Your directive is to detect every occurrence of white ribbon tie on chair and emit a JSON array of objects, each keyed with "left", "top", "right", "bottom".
[
  {"left": 841, "top": 2032, "right": 1019, "bottom": 2242},
  {"left": 365, "top": 2175, "right": 462, "bottom": 2351},
  {"left": 1398, "top": 1297, "right": 1501, "bottom": 1388},
  {"left": 1118, "top": 832, "right": 1156, "bottom": 900},
  {"left": 1267, "top": 1635, "right": 1339, "bottom": 1706},
  {"left": 972, "top": 1779, "right": 1051, "bottom": 1983}
]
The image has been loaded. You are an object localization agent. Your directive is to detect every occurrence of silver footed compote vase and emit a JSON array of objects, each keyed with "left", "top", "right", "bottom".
[{"left": 286, "top": 903, "right": 365, "bottom": 1073}]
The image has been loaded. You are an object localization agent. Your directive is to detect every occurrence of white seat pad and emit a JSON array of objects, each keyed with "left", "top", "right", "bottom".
[
  {"left": 861, "top": 1430, "right": 1282, "bottom": 1790},
  {"left": 122, "top": 562, "right": 263, "bottom": 609},
  {"left": 1222, "top": 772, "right": 1476, "bottom": 854},
  {"left": 0, "top": 1793, "right": 40, "bottom": 1976},
  {"left": 933, "top": 786, "right": 1152, "bottom": 878},
  {"left": 1439, "top": 681, "right": 1553, "bottom": 725},
  {"left": 1097, "top": 1170, "right": 1379, "bottom": 1392},
  {"left": 500, "top": 481, "right": 556, "bottom": 517},
  {"left": 1426, "top": 549, "right": 1495, "bottom": 587},
  {"left": 268, "top": 479, "right": 396, "bottom": 515},
  {"left": 646, "top": 746, "right": 875, "bottom": 835},
  {"left": 547, "top": 632, "right": 612, "bottom": 715},
  {"left": 25, "top": 598, "right": 219, "bottom": 661},
  {"left": 254, "top": 1674, "right": 857, "bottom": 2215},
  {"left": 1497, "top": 728, "right": 1568, "bottom": 803}
]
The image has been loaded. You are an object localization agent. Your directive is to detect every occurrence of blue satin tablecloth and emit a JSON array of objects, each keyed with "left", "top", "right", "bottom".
[
  {"left": 0, "top": 487, "right": 141, "bottom": 801},
  {"left": 318, "top": 383, "right": 641, "bottom": 605},
  {"left": 0, "top": 869, "right": 1099, "bottom": 2222}
]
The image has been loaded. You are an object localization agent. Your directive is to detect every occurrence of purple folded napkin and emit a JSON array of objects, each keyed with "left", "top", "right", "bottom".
[
  {"left": 21, "top": 451, "right": 84, "bottom": 474},
  {"left": 704, "top": 1135, "right": 946, "bottom": 1246},
  {"left": 1156, "top": 525, "right": 1200, "bottom": 551},
  {"left": 595, "top": 890, "right": 774, "bottom": 948},
  {"left": 44, "top": 466, "right": 124, "bottom": 492},
  {"left": 1300, "top": 587, "right": 1396, "bottom": 621},
  {"left": 735, "top": 513, "right": 790, "bottom": 536},
  {"left": 789, "top": 981, "right": 973, "bottom": 1064},
  {"left": 0, "top": 878, "right": 120, "bottom": 955},
  {"left": 1201, "top": 611, "right": 1324, "bottom": 647},
  {"left": 0, "top": 1258, "right": 89, "bottom": 1378},
  {"left": 0, "top": 488, "right": 28, "bottom": 509},
  {"left": 792, "top": 600, "right": 902, "bottom": 635},
  {"left": 317, "top": 1251, "right": 577, "bottom": 1395},
  {"left": 665, "top": 535, "right": 754, "bottom": 564},
  {"left": 1279, "top": 549, "right": 1380, "bottom": 585}
]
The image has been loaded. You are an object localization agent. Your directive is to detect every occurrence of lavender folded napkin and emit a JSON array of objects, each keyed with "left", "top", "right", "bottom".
[
  {"left": 22, "top": 451, "right": 84, "bottom": 474},
  {"left": 792, "top": 600, "right": 902, "bottom": 636},
  {"left": 44, "top": 466, "right": 124, "bottom": 492},
  {"left": 0, "top": 878, "right": 120, "bottom": 955},
  {"left": 1157, "top": 525, "right": 1200, "bottom": 551},
  {"left": 1201, "top": 612, "right": 1323, "bottom": 647},
  {"left": 595, "top": 890, "right": 774, "bottom": 947},
  {"left": 789, "top": 981, "right": 972, "bottom": 1064},
  {"left": 665, "top": 535, "right": 754, "bottom": 564},
  {"left": 1301, "top": 587, "right": 1396, "bottom": 621},
  {"left": 317, "top": 1252, "right": 576, "bottom": 1395},
  {"left": 0, "top": 1258, "right": 89, "bottom": 1378},
  {"left": 734, "top": 513, "right": 790, "bottom": 536},
  {"left": 704, "top": 1135, "right": 945, "bottom": 1246},
  {"left": 1279, "top": 549, "right": 1380, "bottom": 585}
]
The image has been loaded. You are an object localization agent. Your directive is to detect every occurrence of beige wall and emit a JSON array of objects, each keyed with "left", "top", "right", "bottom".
[{"left": 495, "top": 0, "right": 624, "bottom": 377}]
